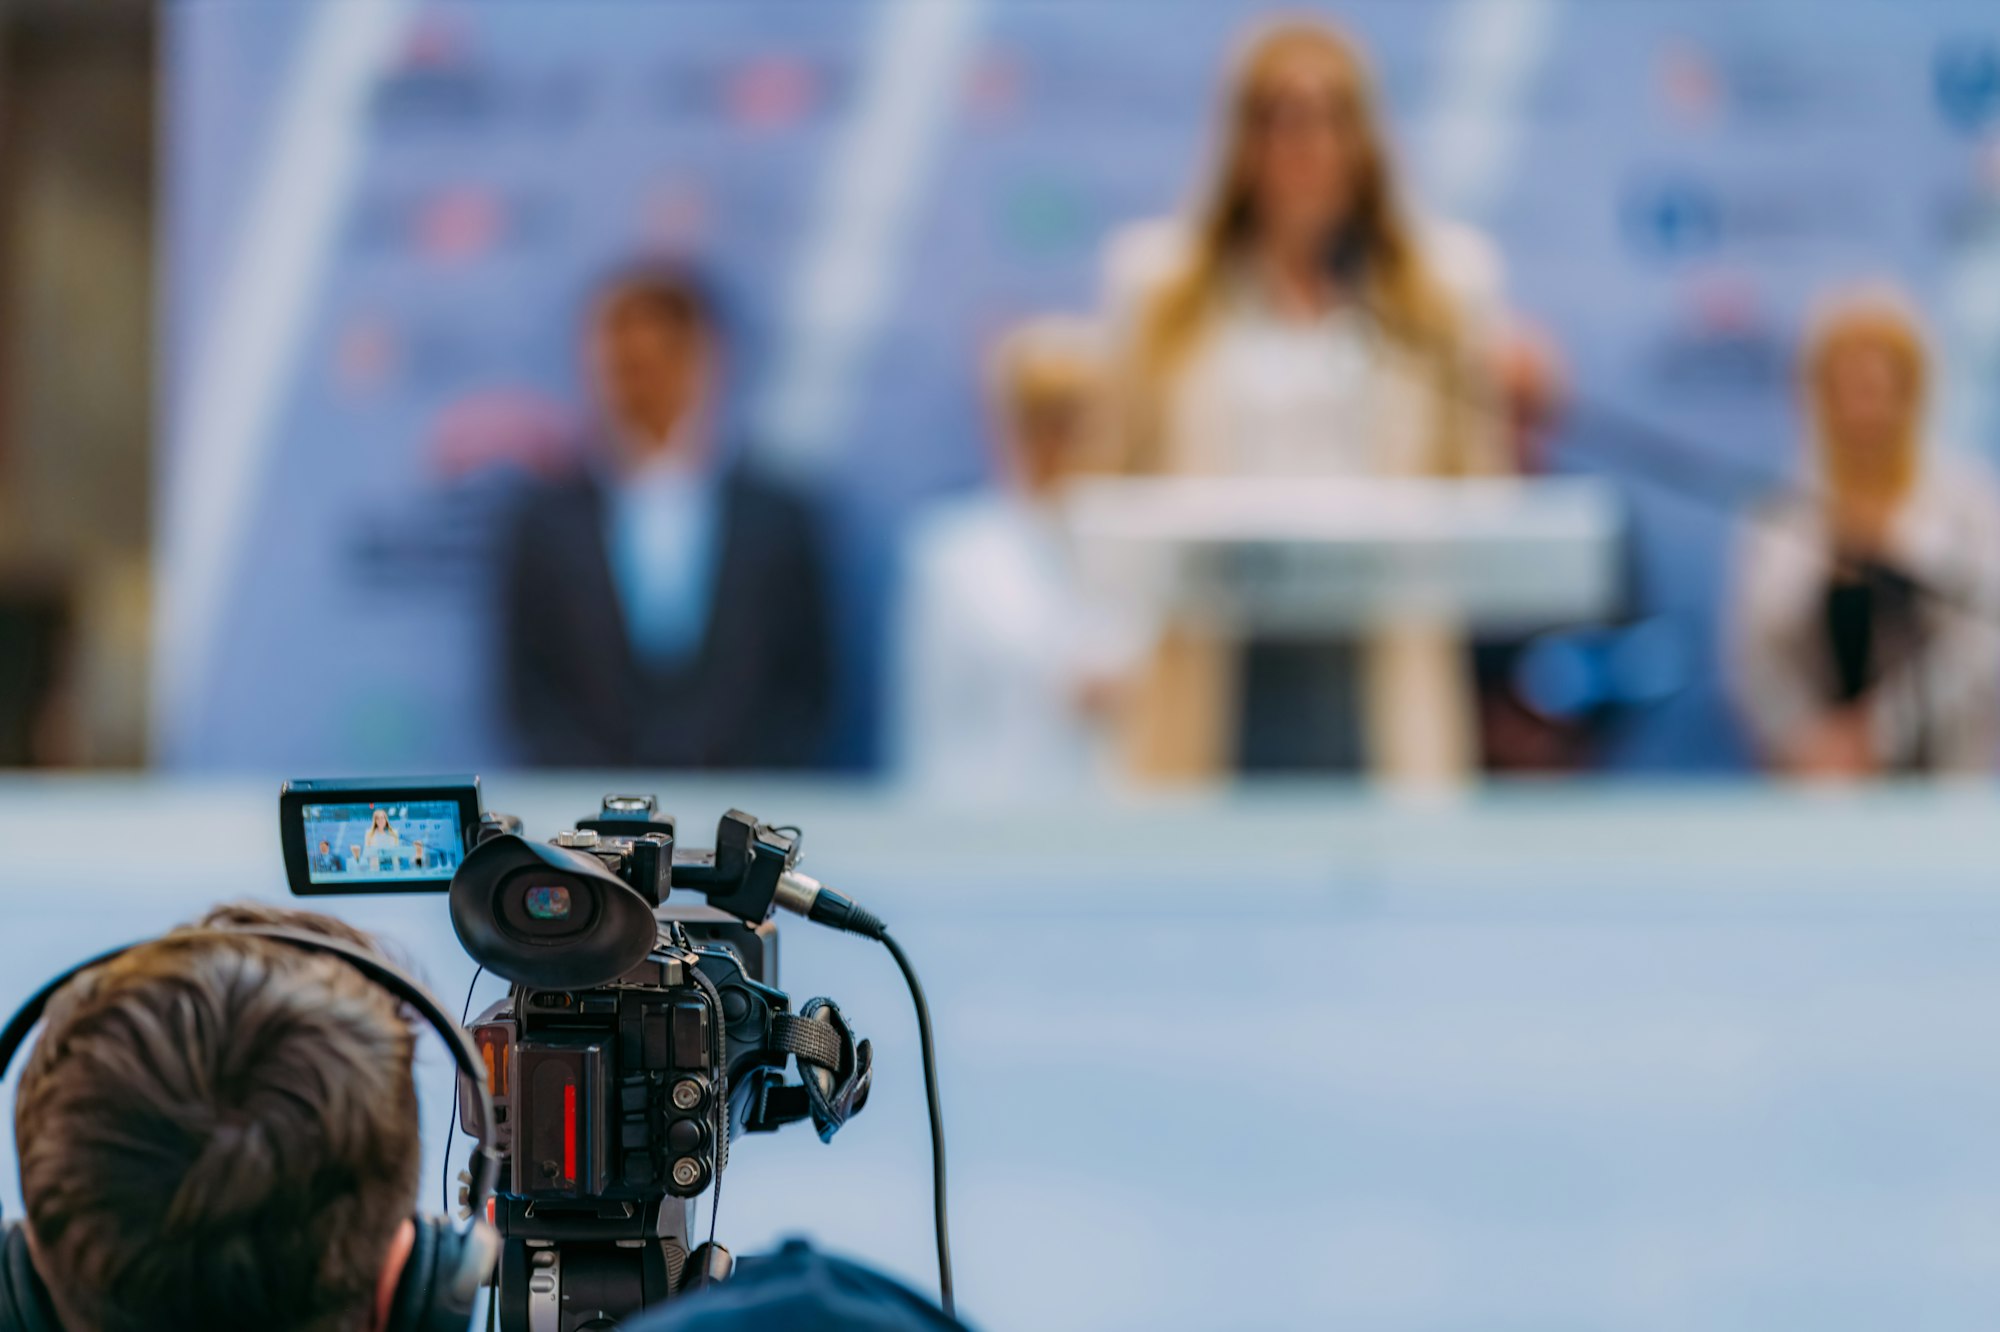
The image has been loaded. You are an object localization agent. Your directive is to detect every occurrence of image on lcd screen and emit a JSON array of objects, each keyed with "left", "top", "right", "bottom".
[{"left": 302, "top": 800, "right": 464, "bottom": 883}]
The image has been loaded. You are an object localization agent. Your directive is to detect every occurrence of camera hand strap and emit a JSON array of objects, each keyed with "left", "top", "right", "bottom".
[{"left": 748, "top": 1000, "right": 873, "bottom": 1142}]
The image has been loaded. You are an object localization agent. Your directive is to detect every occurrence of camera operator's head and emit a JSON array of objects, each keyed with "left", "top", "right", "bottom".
[{"left": 13, "top": 903, "right": 423, "bottom": 1332}]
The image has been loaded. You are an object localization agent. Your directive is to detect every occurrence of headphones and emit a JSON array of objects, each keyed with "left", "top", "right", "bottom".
[{"left": 0, "top": 925, "right": 502, "bottom": 1332}]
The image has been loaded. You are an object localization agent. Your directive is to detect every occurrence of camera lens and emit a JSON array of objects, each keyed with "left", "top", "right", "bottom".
[
  {"left": 524, "top": 885, "right": 572, "bottom": 921},
  {"left": 497, "top": 871, "right": 599, "bottom": 942}
]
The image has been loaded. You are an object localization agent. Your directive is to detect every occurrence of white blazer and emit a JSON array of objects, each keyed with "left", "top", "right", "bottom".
[{"left": 1100, "top": 217, "right": 1507, "bottom": 478}]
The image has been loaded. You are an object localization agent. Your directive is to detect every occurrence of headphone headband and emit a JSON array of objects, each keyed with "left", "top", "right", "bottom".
[{"left": 0, "top": 925, "right": 500, "bottom": 1227}]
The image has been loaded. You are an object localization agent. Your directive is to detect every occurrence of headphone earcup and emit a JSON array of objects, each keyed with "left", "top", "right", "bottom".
[
  {"left": 0, "top": 1224, "right": 62, "bottom": 1332},
  {"left": 385, "top": 1216, "right": 498, "bottom": 1332}
]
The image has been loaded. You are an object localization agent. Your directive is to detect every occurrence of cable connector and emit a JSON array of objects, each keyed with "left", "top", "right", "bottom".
[{"left": 774, "top": 870, "right": 887, "bottom": 940}]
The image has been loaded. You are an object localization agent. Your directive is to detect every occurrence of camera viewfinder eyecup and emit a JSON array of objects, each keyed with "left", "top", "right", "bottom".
[{"left": 449, "top": 834, "right": 660, "bottom": 990}]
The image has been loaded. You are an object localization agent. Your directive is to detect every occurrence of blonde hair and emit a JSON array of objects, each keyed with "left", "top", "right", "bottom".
[
  {"left": 992, "top": 317, "right": 1106, "bottom": 408},
  {"left": 989, "top": 315, "right": 1111, "bottom": 481},
  {"left": 1803, "top": 287, "right": 1929, "bottom": 505},
  {"left": 1124, "top": 18, "right": 1467, "bottom": 471}
]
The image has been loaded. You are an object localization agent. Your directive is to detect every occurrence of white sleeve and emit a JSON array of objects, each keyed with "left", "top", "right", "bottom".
[
  {"left": 1726, "top": 513, "right": 1828, "bottom": 764},
  {"left": 1424, "top": 217, "right": 1508, "bottom": 347},
  {"left": 891, "top": 512, "right": 1006, "bottom": 789},
  {"left": 1099, "top": 219, "right": 1189, "bottom": 339},
  {"left": 1890, "top": 476, "right": 2000, "bottom": 770}
]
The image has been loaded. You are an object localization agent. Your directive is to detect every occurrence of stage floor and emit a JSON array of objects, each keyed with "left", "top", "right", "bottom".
[{"left": 3, "top": 777, "right": 1998, "bottom": 1330}]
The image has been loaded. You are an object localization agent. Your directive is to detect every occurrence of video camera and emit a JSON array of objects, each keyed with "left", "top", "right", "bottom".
[{"left": 280, "top": 777, "right": 898, "bottom": 1331}]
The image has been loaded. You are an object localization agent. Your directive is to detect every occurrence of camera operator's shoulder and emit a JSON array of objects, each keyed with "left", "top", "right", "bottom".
[{"left": 623, "top": 1240, "right": 971, "bottom": 1332}]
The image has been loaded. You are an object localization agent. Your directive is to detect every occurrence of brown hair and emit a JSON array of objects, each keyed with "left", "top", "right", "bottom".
[
  {"left": 594, "top": 263, "right": 720, "bottom": 342},
  {"left": 1803, "top": 288, "right": 1929, "bottom": 506},
  {"left": 1126, "top": 18, "right": 1468, "bottom": 470},
  {"left": 15, "top": 903, "right": 422, "bottom": 1332}
]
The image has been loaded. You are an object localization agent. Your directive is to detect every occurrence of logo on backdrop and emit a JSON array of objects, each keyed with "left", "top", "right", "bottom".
[
  {"left": 1621, "top": 172, "right": 1873, "bottom": 263},
  {"left": 1642, "top": 275, "right": 1787, "bottom": 399},
  {"left": 1622, "top": 176, "right": 1725, "bottom": 259},
  {"left": 1936, "top": 38, "right": 2000, "bottom": 133},
  {"left": 1658, "top": 38, "right": 1834, "bottom": 127}
]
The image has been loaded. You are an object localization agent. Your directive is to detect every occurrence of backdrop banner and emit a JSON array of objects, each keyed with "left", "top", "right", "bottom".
[{"left": 159, "top": 0, "right": 2000, "bottom": 770}]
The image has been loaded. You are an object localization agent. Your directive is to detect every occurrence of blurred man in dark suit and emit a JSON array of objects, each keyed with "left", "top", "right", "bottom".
[{"left": 498, "top": 265, "right": 833, "bottom": 767}]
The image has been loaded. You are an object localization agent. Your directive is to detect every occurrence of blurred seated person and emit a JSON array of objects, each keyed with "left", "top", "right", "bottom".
[
  {"left": 1102, "top": 17, "right": 1506, "bottom": 785},
  {"left": 499, "top": 264, "right": 833, "bottom": 768},
  {"left": 1730, "top": 289, "right": 2000, "bottom": 777},
  {"left": 896, "top": 318, "right": 1148, "bottom": 797},
  {"left": 310, "top": 838, "right": 345, "bottom": 874}
]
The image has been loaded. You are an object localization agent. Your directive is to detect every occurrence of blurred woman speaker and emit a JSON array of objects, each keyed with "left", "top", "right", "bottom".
[{"left": 1101, "top": 17, "right": 1508, "bottom": 786}]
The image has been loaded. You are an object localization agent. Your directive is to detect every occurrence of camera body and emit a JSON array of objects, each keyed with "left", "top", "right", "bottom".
[
  {"left": 281, "top": 780, "right": 869, "bottom": 1330},
  {"left": 463, "top": 928, "right": 785, "bottom": 1205},
  {"left": 466, "top": 925, "right": 793, "bottom": 1323}
]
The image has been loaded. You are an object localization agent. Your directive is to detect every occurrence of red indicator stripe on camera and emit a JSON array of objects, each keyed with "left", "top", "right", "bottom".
[{"left": 563, "top": 1083, "right": 577, "bottom": 1182}]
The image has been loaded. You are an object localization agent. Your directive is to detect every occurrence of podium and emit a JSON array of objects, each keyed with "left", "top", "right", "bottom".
[
  {"left": 1060, "top": 477, "right": 1627, "bottom": 783},
  {"left": 1063, "top": 476, "right": 1624, "bottom": 633}
]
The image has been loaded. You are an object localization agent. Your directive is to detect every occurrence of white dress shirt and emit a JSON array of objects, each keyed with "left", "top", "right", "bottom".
[{"left": 895, "top": 493, "right": 1150, "bottom": 798}]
